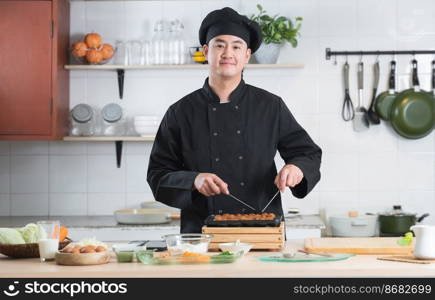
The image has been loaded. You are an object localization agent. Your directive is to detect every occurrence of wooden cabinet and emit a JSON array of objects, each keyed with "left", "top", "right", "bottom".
[{"left": 0, "top": 0, "right": 69, "bottom": 140}]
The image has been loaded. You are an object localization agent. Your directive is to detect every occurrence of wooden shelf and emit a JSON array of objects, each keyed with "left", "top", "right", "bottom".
[
  {"left": 64, "top": 63, "right": 304, "bottom": 70},
  {"left": 65, "top": 63, "right": 304, "bottom": 99},
  {"left": 63, "top": 136, "right": 155, "bottom": 142}
]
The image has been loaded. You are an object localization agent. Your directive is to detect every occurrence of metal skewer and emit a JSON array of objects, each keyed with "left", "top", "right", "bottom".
[
  {"left": 227, "top": 193, "right": 256, "bottom": 211},
  {"left": 261, "top": 190, "right": 280, "bottom": 213}
]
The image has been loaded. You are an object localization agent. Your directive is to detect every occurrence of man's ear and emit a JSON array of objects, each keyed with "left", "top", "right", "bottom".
[
  {"left": 245, "top": 48, "right": 252, "bottom": 64},
  {"left": 203, "top": 44, "right": 209, "bottom": 58}
]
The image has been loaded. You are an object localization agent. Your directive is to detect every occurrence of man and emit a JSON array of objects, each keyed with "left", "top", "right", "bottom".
[{"left": 147, "top": 7, "right": 322, "bottom": 233}]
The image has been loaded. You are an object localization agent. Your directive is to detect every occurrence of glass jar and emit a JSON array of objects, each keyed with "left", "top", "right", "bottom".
[
  {"left": 101, "top": 103, "right": 126, "bottom": 136},
  {"left": 69, "top": 103, "right": 97, "bottom": 136},
  {"left": 152, "top": 20, "right": 169, "bottom": 64}
]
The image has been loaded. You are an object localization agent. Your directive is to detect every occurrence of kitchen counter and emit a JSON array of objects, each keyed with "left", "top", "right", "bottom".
[
  {"left": 0, "top": 215, "right": 324, "bottom": 229},
  {"left": 1, "top": 240, "right": 434, "bottom": 278}
]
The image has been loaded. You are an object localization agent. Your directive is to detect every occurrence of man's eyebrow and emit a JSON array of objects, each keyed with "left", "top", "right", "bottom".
[{"left": 213, "top": 38, "right": 244, "bottom": 44}]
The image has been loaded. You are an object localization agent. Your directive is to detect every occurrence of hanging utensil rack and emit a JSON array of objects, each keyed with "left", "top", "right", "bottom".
[{"left": 325, "top": 48, "right": 435, "bottom": 60}]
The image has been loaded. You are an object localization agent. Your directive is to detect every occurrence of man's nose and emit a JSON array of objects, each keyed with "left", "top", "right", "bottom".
[{"left": 222, "top": 46, "right": 234, "bottom": 57}]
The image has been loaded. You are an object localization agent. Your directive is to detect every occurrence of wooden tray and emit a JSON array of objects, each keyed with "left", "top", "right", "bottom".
[
  {"left": 304, "top": 237, "right": 413, "bottom": 255},
  {"left": 377, "top": 255, "right": 435, "bottom": 264},
  {"left": 203, "top": 222, "right": 285, "bottom": 250}
]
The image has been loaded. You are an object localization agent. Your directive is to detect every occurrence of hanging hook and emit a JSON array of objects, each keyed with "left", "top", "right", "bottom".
[
  {"left": 333, "top": 54, "right": 337, "bottom": 65},
  {"left": 359, "top": 51, "right": 363, "bottom": 62},
  {"left": 345, "top": 52, "right": 348, "bottom": 64},
  {"left": 376, "top": 51, "right": 380, "bottom": 63}
]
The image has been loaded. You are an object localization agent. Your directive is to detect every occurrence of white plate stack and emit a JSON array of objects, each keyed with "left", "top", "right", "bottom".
[{"left": 134, "top": 115, "right": 160, "bottom": 136}]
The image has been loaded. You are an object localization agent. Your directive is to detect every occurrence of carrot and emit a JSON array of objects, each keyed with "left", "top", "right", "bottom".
[{"left": 59, "top": 226, "right": 68, "bottom": 242}]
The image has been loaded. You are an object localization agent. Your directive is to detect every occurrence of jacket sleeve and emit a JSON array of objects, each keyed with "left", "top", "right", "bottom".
[
  {"left": 277, "top": 98, "right": 322, "bottom": 198},
  {"left": 147, "top": 106, "right": 199, "bottom": 209}
]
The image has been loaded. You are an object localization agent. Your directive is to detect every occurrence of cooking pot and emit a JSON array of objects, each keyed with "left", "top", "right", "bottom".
[
  {"left": 329, "top": 211, "right": 378, "bottom": 237},
  {"left": 379, "top": 205, "right": 429, "bottom": 236}
]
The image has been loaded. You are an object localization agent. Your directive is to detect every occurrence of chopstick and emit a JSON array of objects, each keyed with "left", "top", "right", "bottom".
[{"left": 298, "top": 249, "right": 334, "bottom": 257}]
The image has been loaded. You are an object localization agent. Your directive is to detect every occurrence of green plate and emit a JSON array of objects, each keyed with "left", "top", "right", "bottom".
[{"left": 258, "top": 253, "right": 354, "bottom": 263}]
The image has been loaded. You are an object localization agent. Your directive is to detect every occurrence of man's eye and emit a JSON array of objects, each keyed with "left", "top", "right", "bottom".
[
  {"left": 233, "top": 46, "right": 241, "bottom": 50},
  {"left": 215, "top": 44, "right": 224, "bottom": 48}
]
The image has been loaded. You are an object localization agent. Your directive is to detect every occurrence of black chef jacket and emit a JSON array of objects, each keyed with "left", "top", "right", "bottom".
[{"left": 147, "top": 78, "right": 322, "bottom": 233}]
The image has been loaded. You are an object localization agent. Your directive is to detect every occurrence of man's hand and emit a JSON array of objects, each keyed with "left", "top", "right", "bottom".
[
  {"left": 274, "top": 164, "right": 304, "bottom": 192},
  {"left": 194, "top": 173, "right": 229, "bottom": 196}
]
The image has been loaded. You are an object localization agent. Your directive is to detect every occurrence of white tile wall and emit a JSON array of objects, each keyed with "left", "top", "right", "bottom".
[
  {"left": 0, "top": 0, "right": 434, "bottom": 220},
  {"left": 49, "top": 193, "right": 88, "bottom": 215},
  {"left": 0, "top": 194, "right": 10, "bottom": 216}
]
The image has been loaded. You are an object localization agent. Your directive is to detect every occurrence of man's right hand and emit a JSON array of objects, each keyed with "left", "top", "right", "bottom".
[{"left": 193, "top": 173, "right": 229, "bottom": 196}]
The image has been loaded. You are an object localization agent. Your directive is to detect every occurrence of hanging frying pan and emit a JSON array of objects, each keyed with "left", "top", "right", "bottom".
[
  {"left": 375, "top": 60, "right": 398, "bottom": 121},
  {"left": 389, "top": 59, "right": 434, "bottom": 139}
]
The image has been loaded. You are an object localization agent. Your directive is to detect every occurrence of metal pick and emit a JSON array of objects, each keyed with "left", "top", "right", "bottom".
[
  {"left": 261, "top": 190, "right": 280, "bottom": 213},
  {"left": 227, "top": 193, "right": 256, "bottom": 211}
]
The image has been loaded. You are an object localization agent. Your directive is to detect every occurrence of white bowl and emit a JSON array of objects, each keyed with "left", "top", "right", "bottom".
[
  {"left": 134, "top": 125, "right": 158, "bottom": 136},
  {"left": 218, "top": 241, "right": 252, "bottom": 255}
]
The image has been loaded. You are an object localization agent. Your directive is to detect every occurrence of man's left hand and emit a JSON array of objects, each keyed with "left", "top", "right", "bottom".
[{"left": 274, "top": 164, "right": 304, "bottom": 192}]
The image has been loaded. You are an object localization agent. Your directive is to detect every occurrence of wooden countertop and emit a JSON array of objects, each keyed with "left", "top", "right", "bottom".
[{"left": 1, "top": 241, "right": 435, "bottom": 278}]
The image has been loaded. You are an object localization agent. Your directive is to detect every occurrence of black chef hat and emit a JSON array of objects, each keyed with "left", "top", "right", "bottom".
[{"left": 199, "top": 7, "right": 262, "bottom": 53}]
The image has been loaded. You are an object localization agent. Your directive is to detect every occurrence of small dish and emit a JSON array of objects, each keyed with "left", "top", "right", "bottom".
[
  {"left": 112, "top": 244, "right": 146, "bottom": 263},
  {"left": 218, "top": 240, "right": 252, "bottom": 255}
]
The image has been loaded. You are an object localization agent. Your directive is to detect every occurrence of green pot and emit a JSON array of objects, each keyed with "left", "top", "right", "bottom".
[{"left": 379, "top": 211, "right": 429, "bottom": 235}]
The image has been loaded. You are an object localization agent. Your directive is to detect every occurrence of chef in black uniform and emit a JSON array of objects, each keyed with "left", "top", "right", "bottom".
[{"left": 147, "top": 7, "right": 322, "bottom": 233}]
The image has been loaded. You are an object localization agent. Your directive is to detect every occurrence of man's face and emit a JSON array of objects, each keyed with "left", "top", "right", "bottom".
[{"left": 203, "top": 35, "right": 251, "bottom": 79}]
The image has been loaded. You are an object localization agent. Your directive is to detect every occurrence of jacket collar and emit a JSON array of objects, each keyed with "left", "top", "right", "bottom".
[{"left": 202, "top": 77, "right": 246, "bottom": 105}]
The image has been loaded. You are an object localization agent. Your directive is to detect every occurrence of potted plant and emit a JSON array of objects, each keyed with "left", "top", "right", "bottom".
[{"left": 248, "top": 4, "right": 302, "bottom": 64}]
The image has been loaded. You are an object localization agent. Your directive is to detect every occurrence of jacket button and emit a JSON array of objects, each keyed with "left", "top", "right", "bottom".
[
  {"left": 215, "top": 158, "right": 220, "bottom": 162},
  {"left": 235, "top": 105, "right": 239, "bottom": 110},
  {"left": 240, "top": 182, "right": 245, "bottom": 186},
  {"left": 213, "top": 132, "right": 218, "bottom": 136},
  {"left": 212, "top": 107, "right": 216, "bottom": 111},
  {"left": 238, "top": 156, "right": 243, "bottom": 160},
  {"left": 236, "top": 130, "right": 241, "bottom": 134}
]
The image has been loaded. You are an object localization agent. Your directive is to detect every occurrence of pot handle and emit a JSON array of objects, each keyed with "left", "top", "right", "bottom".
[
  {"left": 417, "top": 213, "right": 430, "bottom": 223},
  {"left": 351, "top": 220, "right": 368, "bottom": 226}
]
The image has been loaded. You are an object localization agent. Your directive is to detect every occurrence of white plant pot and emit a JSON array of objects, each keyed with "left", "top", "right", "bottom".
[{"left": 253, "top": 43, "right": 282, "bottom": 64}]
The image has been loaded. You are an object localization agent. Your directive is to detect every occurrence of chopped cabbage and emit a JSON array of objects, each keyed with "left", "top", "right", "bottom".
[
  {"left": 0, "top": 228, "right": 25, "bottom": 244},
  {"left": 76, "top": 237, "right": 107, "bottom": 248}
]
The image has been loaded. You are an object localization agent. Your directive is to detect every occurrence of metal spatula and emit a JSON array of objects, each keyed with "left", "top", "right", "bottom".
[{"left": 353, "top": 61, "right": 370, "bottom": 131}]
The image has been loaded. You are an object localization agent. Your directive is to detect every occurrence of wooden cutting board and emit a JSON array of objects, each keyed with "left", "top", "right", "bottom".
[
  {"left": 377, "top": 256, "right": 435, "bottom": 264},
  {"left": 304, "top": 237, "right": 413, "bottom": 255}
]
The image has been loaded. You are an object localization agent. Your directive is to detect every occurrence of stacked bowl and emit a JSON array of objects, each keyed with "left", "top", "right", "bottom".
[{"left": 134, "top": 115, "right": 160, "bottom": 136}]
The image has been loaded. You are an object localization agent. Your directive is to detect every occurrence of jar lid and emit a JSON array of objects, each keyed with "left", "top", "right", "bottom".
[
  {"left": 102, "top": 103, "right": 122, "bottom": 123},
  {"left": 71, "top": 104, "right": 93, "bottom": 123}
]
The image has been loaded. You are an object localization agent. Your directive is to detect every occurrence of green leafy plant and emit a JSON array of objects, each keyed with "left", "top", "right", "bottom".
[{"left": 248, "top": 4, "right": 302, "bottom": 46}]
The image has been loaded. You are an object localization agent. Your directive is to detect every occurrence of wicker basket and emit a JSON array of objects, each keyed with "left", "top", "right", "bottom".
[{"left": 0, "top": 237, "right": 72, "bottom": 258}]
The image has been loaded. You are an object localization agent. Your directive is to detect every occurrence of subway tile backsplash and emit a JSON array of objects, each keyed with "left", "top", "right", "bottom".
[{"left": 0, "top": 0, "right": 434, "bottom": 223}]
